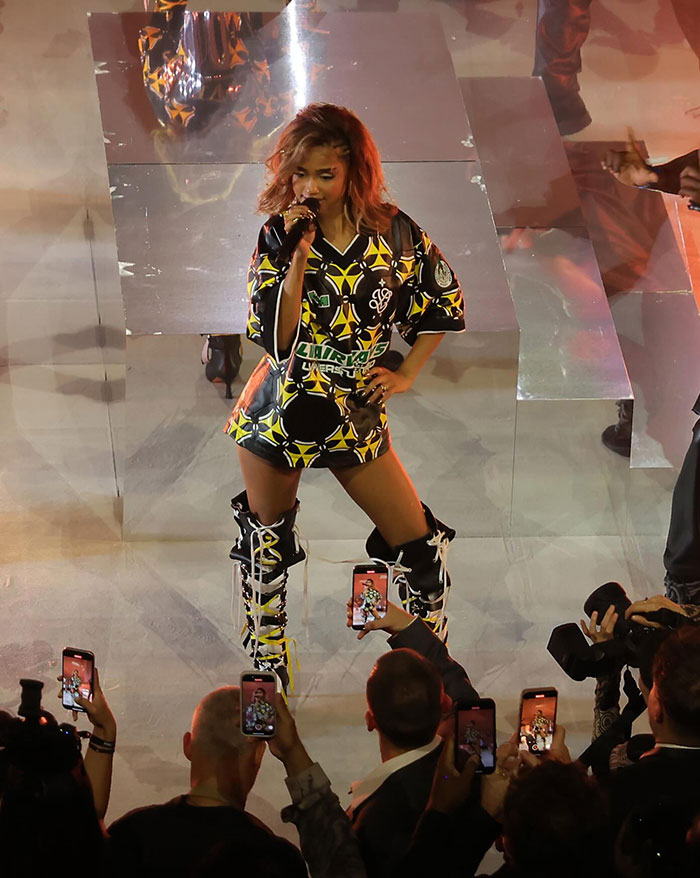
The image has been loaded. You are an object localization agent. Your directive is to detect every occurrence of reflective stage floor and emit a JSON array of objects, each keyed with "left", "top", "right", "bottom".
[{"left": 1, "top": 0, "right": 699, "bottom": 864}]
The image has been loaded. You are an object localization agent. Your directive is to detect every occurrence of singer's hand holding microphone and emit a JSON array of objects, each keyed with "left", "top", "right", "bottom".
[{"left": 276, "top": 198, "right": 320, "bottom": 266}]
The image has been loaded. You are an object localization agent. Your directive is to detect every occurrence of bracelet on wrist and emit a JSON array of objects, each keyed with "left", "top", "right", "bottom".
[{"left": 89, "top": 733, "right": 116, "bottom": 754}]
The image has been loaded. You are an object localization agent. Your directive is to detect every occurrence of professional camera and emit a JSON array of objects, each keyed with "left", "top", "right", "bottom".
[
  {"left": 547, "top": 581, "right": 687, "bottom": 682},
  {"left": 0, "top": 679, "right": 83, "bottom": 788}
]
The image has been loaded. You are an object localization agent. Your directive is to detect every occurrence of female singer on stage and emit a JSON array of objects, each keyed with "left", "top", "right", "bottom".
[{"left": 225, "top": 103, "right": 465, "bottom": 688}]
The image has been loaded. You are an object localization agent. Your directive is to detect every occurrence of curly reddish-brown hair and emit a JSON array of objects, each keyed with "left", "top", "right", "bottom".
[{"left": 257, "top": 103, "right": 397, "bottom": 235}]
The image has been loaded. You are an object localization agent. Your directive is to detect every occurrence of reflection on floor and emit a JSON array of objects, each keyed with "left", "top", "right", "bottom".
[{"left": 1, "top": 0, "right": 698, "bottom": 865}]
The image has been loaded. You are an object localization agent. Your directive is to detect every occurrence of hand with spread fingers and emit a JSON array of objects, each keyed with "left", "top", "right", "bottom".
[
  {"left": 346, "top": 597, "right": 416, "bottom": 640},
  {"left": 625, "top": 594, "right": 689, "bottom": 628},
  {"left": 580, "top": 603, "right": 618, "bottom": 644},
  {"left": 602, "top": 130, "right": 659, "bottom": 189},
  {"left": 363, "top": 366, "right": 414, "bottom": 406}
]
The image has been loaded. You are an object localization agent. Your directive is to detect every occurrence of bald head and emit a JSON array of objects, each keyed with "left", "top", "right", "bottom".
[{"left": 190, "top": 686, "right": 247, "bottom": 765}]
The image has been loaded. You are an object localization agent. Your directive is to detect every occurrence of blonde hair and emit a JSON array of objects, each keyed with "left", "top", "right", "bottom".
[{"left": 258, "top": 103, "right": 397, "bottom": 235}]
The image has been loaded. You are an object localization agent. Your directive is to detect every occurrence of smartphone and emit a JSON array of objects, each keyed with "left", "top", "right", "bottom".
[
  {"left": 61, "top": 648, "right": 95, "bottom": 712},
  {"left": 351, "top": 563, "right": 389, "bottom": 630},
  {"left": 455, "top": 698, "right": 496, "bottom": 774},
  {"left": 519, "top": 687, "right": 558, "bottom": 755},
  {"left": 240, "top": 671, "right": 277, "bottom": 738}
]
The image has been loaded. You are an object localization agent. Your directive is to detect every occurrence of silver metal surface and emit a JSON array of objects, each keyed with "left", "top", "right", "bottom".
[
  {"left": 499, "top": 228, "right": 631, "bottom": 402},
  {"left": 89, "top": 10, "right": 475, "bottom": 165},
  {"left": 109, "top": 161, "right": 514, "bottom": 335},
  {"left": 511, "top": 398, "right": 630, "bottom": 536},
  {"left": 109, "top": 162, "right": 262, "bottom": 335},
  {"left": 123, "top": 331, "right": 518, "bottom": 540},
  {"left": 460, "top": 77, "right": 584, "bottom": 230},
  {"left": 384, "top": 162, "right": 516, "bottom": 334},
  {"left": 609, "top": 291, "right": 700, "bottom": 470},
  {"left": 564, "top": 141, "right": 691, "bottom": 295}
]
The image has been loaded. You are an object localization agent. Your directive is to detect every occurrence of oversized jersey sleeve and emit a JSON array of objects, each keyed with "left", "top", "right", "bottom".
[
  {"left": 247, "top": 217, "right": 298, "bottom": 362},
  {"left": 394, "top": 218, "right": 466, "bottom": 346}
]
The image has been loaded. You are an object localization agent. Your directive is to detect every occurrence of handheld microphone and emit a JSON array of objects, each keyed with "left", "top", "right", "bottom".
[{"left": 274, "top": 198, "right": 320, "bottom": 267}]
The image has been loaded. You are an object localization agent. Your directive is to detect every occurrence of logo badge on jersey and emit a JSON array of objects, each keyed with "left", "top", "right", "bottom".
[
  {"left": 369, "top": 286, "right": 392, "bottom": 316},
  {"left": 434, "top": 260, "right": 453, "bottom": 289}
]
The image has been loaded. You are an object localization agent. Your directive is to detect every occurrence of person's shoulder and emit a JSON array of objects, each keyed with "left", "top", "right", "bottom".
[
  {"left": 358, "top": 748, "right": 440, "bottom": 814},
  {"left": 108, "top": 798, "right": 183, "bottom": 834},
  {"left": 241, "top": 810, "right": 307, "bottom": 865},
  {"left": 391, "top": 208, "right": 420, "bottom": 234},
  {"left": 385, "top": 208, "right": 422, "bottom": 251},
  {"left": 612, "top": 748, "right": 700, "bottom": 787}
]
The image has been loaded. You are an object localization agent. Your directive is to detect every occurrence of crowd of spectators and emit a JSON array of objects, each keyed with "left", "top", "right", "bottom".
[{"left": 1, "top": 588, "right": 700, "bottom": 878}]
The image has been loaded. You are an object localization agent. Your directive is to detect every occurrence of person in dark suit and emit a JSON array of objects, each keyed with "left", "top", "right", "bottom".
[
  {"left": 663, "top": 393, "right": 700, "bottom": 606},
  {"left": 344, "top": 601, "right": 478, "bottom": 878},
  {"left": 605, "top": 624, "right": 700, "bottom": 830}
]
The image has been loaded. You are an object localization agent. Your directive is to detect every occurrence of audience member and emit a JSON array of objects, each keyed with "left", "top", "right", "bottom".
[
  {"left": 59, "top": 667, "right": 117, "bottom": 820},
  {"left": 603, "top": 624, "right": 700, "bottom": 829},
  {"left": 0, "top": 677, "right": 111, "bottom": 876},
  {"left": 615, "top": 797, "right": 700, "bottom": 878},
  {"left": 493, "top": 759, "right": 613, "bottom": 878},
  {"left": 403, "top": 726, "right": 609, "bottom": 878},
  {"left": 273, "top": 694, "right": 367, "bottom": 878},
  {"left": 345, "top": 600, "right": 478, "bottom": 877},
  {"left": 662, "top": 393, "right": 700, "bottom": 606},
  {"left": 108, "top": 685, "right": 364, "bottom": 878}
]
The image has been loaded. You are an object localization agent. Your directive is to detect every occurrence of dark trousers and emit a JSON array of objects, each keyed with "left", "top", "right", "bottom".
[
  {"left": 533, "top": 0, "right": 593, "bottom": 98},
  {"left": 534, "top": 0, "right": 700, "bottom": 97},
  {"left": 664, "top": 394, "right": 700, "bottom": 602}
]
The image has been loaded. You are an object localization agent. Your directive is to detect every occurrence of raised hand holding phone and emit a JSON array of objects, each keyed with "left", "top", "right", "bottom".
[{"left": 266, "top": 693, "right": 313, "bottom": 777}]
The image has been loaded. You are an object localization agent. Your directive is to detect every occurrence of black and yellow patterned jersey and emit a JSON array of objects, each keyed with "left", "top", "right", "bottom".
[{"left": 224, "top": 210, "right": 465, "bottom": 468}]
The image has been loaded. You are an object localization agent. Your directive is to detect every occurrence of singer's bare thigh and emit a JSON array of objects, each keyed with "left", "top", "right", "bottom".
[
  {"left": 330, "top": 449, "right": 428, "bottom": 548},
  {"left": 237, "top": 446, "right": 302, "bottom": 525}
]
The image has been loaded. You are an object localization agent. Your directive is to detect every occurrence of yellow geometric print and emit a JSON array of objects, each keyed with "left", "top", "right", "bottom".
[
  {"left": 257, "top": 407, "right": 288, "bottom": 448},
  {"left": 325, "top": 421, "right": 359, "bottom": 451},
  {"left": 304, "top": 365, "right": 332, "bottom": 397},
  {"left": 284, "top": 441, "right": 320, "bottom": 468},
  {"left": 328, "top": 300, "right": 359, "bottom": 340}
]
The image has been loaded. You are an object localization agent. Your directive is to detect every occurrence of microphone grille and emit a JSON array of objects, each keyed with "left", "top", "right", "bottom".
[{"left": 303, "top": 197, "right": 321, "bottom": 215}]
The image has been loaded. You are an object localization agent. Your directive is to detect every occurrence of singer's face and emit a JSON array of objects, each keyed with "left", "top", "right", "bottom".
[{"left": 291, "top": 145, "right": 348, "bottom": 216}]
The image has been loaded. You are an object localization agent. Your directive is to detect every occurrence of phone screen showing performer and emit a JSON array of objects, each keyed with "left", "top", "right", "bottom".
[
  {"left": 61, "top": 648, "right": 95, "bottom": 712},
  {"left": 455, "top": 698, "right": 496, "bottom": 774},
  {"left": 519, "top": 688, "right": 558, "bottom": 755},
  {"left": 351, "top": 564, "right": 389, "bottom": 630},
  {"left": 240, "top": 671, "right": 277, "bottom": 738}
]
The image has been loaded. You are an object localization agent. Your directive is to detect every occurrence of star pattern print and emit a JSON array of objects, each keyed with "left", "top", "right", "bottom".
[{"left": 138, "top": 7, "right": 276, "bottom": 134}]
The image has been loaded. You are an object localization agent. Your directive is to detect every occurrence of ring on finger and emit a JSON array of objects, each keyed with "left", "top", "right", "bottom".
[{"left": 380, "top": 384, "right": 388, "bottom": 393}]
